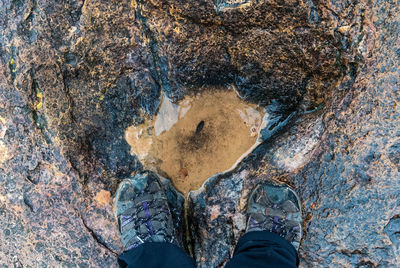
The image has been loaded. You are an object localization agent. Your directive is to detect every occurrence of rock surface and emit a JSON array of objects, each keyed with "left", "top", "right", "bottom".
[{"left": 0, "top": 0, "right": 399, "bottom": 267}]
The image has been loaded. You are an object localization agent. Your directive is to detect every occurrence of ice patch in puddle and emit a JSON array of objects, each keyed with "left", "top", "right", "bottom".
[
  {"left": 154, "top": 97, "right": 191, "bottom": 136},
  {"left": 125, "top": 89, "right": 267, "bottom": 195}
]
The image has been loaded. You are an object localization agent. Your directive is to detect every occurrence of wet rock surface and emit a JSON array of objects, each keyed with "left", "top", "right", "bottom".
[{"left": 0, "top": 0, "right": 399, "bottom": 267}]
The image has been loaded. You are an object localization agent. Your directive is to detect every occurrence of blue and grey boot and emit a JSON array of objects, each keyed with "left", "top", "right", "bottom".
[
  {"left": 114, "top": 171, "right": 180, "bottom": 251},
  {"left": 246, "top": 181, "right": 303, "bottom": 250}
]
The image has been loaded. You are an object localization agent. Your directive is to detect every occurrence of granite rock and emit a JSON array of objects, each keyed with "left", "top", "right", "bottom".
[{"left": 0, "top": 0, "right": 399, "bottom": 267}]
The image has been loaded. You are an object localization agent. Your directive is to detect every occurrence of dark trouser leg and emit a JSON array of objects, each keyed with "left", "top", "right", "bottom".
[
  {"left": 118, "top": 242, "right": 196, "bottom": 268},
  {"left": 225, "top": 231, "right": 299, "bottom": 268}
]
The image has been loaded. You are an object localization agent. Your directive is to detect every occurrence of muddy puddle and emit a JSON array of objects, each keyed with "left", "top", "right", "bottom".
[{"left": 125, "top": 89, "right": 266, "bottom": 195}]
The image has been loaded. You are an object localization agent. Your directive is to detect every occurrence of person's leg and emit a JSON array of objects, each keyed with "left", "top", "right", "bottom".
[
  {"left": 118, "top": 242, "right": 195, "bottom": 268},
  {"left": 114, "top": 171, "right": 195, "bottom": 268},
  {"left": 226, "top": 182, "right": 302, "bottom": 268},
  {"left": 225, "top": 231, "right": 298, "bottom": 268}
]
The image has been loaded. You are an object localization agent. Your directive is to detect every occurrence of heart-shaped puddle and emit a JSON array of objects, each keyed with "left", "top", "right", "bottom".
[{"left": 125, "top": 89, "right": 265, "bottom": 195}]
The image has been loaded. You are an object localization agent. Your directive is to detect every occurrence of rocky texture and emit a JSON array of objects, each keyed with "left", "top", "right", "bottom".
[
  {"left": 189, "top": 1, "right": 400, "bottom": 267},
  {"left": 0, "top": 0, "right": 399, "bottom": 267}
]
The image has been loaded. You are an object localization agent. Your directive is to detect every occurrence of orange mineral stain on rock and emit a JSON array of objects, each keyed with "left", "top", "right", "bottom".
[
  {"left": 125, "top": 89, "right": 264, "bottom": 195},
  {"left": 94, "top": 190, "right": 111, "bottom": 206},
  {"left": 210, "top": 205, "right": 221, "bottom": 221}
]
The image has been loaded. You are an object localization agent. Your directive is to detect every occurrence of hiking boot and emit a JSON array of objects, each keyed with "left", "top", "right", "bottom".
[
  {"left": 246, "top": 181, "right": 302, "bottom": 250},
  {"left": 113, "top": 171, "right": 177, "bottom": 251}
]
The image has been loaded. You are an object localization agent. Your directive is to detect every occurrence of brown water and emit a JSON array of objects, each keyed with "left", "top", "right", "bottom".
[{"left": 125, "top": 89, "right": 264, "bottom": 195}]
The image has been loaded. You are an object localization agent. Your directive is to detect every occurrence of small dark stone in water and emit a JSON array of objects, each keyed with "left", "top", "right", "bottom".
[
  {"left": 181, "top": 168, "right": 188, "bottom": 177},
  {"left": 196, "top": 120, "right": 205, "bottom": 134}
]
